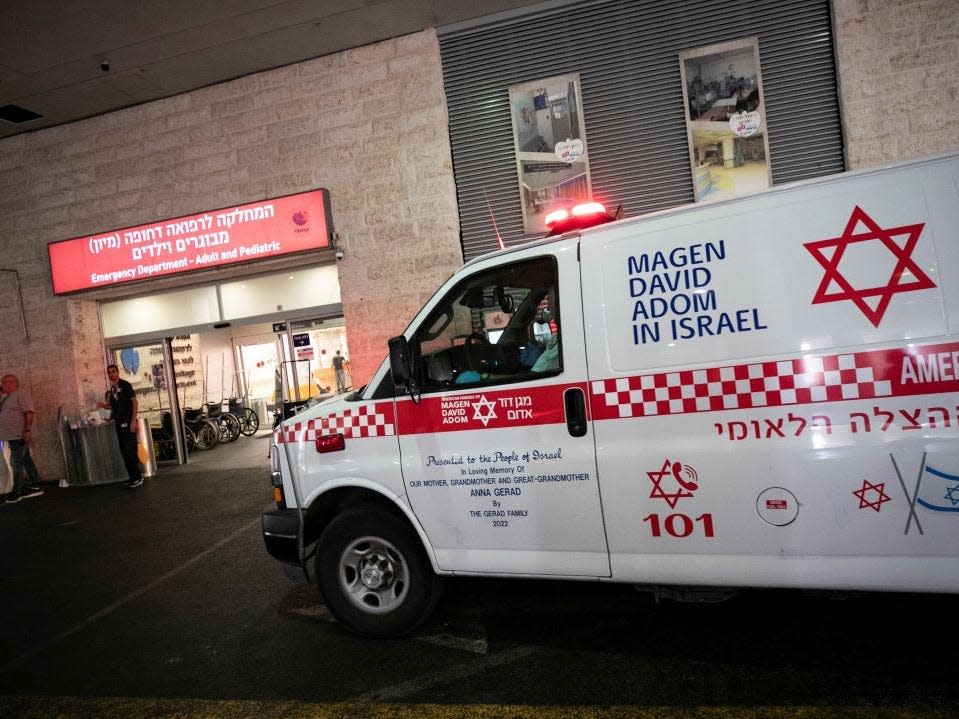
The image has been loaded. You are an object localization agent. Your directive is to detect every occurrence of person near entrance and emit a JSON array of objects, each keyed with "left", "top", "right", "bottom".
[
  {"left": 332, "top": 350, "right": 349, "bottom": 393},
  {"left": 0, "top": 374, "right": 43, "bottom": 503},
  {"left": 96, "top": 364, "right": 143, "bottom": 488}
]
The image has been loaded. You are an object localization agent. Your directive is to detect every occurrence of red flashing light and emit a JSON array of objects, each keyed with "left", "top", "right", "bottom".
[
  {"left": 543, "top": 200, "right": 611, "bottom": 235},
  {"left": 571, "top": 201, "right": 607, "bottom": 218},
  {"left": 543, "top": 207, "right": 571, "bottom": 228}
]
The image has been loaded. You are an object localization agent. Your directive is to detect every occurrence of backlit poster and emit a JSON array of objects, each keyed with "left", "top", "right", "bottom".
[
  {"left": 679, "top": 38, "right": 772, "bottom": 203},
  {"left": 509, "top": 73, "right": 591, "bottom": 235}
]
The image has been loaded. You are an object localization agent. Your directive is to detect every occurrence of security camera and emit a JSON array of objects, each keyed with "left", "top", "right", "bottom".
[
  {"left": 335, "top": 251, "right": 344, "bottom": 261},
  {"left": 100, "top": 60, "right": 111, "bottom": 72}
]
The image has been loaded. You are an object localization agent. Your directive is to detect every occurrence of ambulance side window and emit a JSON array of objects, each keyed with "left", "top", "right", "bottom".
[{"left": 410, "top": 256, "right": 561, "bottom": 391}]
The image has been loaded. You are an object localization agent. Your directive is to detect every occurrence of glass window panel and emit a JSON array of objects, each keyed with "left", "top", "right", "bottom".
[
  {"left": 220, "top": 266, "right": 340, "bottom": 320},
  {"left": 101, "top": 287, "right": 219, "bottom": 338}
]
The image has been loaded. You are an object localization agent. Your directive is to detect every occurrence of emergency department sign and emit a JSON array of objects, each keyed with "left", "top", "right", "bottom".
[{"left": 48, "top": 189, "right": 333, "bottom": 294}]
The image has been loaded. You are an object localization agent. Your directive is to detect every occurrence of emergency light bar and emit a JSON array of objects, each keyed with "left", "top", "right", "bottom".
[{"left": 543, "top": 201, "right": 613, "bottom": 235}]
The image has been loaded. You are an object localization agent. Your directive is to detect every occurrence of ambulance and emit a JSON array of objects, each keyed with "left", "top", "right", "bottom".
[{"left": 262, "top": 152, "right": 959, "bottom": 637}]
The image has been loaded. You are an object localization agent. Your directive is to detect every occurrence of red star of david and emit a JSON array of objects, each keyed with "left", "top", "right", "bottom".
[
  {"left": 852, "top": 479, "right": 891, "bottom": 512},
  {"left": 804, "top": 206, "right": 936, "bottom": 327},
  {"left": 647, "top": 459, "right": 695, "bottom": 509}
]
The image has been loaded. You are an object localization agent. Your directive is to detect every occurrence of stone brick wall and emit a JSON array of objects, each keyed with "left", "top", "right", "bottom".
[
  {"left": 0, "top": 29, "right": 461, "bottom": 482},
  {"left": 833, "top": 0, "right": 959, "bottom": 168}
]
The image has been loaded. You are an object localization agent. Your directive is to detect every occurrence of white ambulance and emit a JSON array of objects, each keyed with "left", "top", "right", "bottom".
[{"left": 263, "top": 152, "right": 959, "bottom": 637}]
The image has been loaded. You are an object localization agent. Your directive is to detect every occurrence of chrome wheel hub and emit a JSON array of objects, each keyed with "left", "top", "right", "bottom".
[
  {"left": 359, "top": 552, "right": 395, "bottom": 589},
  {"left": 339, "top": 536, "right": 410, "bottom": 614}
]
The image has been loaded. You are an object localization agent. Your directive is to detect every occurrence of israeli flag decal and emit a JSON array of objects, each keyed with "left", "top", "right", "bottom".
[{"left": 916, "top": 465, "right": 959, "bottom": 513}]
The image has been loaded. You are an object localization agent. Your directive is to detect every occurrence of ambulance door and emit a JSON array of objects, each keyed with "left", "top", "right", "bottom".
[{"left": 394, "top": 249, "right": 609, "bottom": 576}]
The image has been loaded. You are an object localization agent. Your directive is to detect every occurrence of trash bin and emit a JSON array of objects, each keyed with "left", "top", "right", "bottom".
[
  {"left": 56, "top": 417, "right": 157, "bottom": 486},
  {"left": 73, "top": 422, "right": 128, "bottom": 485},
  {"left": 56, "top": 414, "right": 86, "bottom": 487},
  {"left": 136, "top": 417, "right": 157, "bottom": 478}
]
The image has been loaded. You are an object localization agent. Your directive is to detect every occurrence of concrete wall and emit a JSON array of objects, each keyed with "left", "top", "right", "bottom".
[
  {"left": 0, "top": 29, "right": 461, "bottom": 482},
  {"left": 833, "top": 0, "right": 959, "bottom": 168}
]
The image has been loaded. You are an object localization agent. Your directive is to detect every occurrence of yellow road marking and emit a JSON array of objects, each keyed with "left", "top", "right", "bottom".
[{"left": 0, "top": 698, "right": 953, "bottom": 719}]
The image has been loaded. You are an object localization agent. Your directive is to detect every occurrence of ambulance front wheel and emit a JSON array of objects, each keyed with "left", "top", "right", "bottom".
[{"left": 316, "top": 506, "right": 441, "bottom": 638}]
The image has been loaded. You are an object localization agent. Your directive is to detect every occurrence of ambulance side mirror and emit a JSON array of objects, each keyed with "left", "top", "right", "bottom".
[{"left": 388, "top": 335, "right": 413, "bottom": 392}]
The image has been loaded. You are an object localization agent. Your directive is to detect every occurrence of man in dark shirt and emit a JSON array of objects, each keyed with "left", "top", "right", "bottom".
[
  {"left": 96, "top": 364, "right": 143, "bottom": 488},
  {"left": 332, "top": 350, "right": 349, "bottom": 393}
]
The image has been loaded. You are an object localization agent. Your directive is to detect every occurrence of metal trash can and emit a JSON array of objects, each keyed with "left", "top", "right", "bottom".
[
  {"left": 74, "top": 423, "right": 128, "bottom": 485},
  {"left": 136, "top": 417, "right": 157, "bottom": 478},
  {"left": 56, "top": 414, "right": 86, "bottom": 486}
]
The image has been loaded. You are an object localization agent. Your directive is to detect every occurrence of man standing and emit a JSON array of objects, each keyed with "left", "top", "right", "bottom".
[
  {"left": 96, "top": 364, "right": 143, "bottom": 488},
  {"left": 332, "top": 350, "right": 349, "bottom": 393},
  {"left": 0, "top": 374, "right": 43, "bottom": 503}
]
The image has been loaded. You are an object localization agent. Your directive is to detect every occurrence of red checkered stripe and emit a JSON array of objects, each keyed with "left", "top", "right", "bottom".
[
  {"left": 591, "top": 353, "right": 893, "bottom": 419},
  {"left": 276, "top": 402, "right": 395, "bottom": 443}
]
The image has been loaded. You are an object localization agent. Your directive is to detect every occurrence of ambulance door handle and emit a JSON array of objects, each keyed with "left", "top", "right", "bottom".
[{"left": 563, "top": 387, "right": 587, "bottom": 437}]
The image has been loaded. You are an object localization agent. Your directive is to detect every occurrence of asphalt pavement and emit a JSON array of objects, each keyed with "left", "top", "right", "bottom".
[{"left": 0, "top": 432, "right": 956, "bottom": 718}]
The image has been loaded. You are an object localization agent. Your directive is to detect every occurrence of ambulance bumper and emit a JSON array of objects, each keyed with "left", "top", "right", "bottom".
[{"left": 262, "top": 508, "right": 300, "bottom": 565}]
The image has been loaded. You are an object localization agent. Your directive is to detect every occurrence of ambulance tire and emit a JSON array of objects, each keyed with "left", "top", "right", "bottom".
[{"left": 317, "top": 506, "right": 441, "bottom": 638}]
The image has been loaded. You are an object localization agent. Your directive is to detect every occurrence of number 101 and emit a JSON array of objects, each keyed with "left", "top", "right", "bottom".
[{"left": 643, "top": 513, "right": 715, "bottom": 538}]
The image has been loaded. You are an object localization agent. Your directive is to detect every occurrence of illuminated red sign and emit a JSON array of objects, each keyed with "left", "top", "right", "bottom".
[{"left": 48, "top": 189, "right": 332, "bottom": 294}]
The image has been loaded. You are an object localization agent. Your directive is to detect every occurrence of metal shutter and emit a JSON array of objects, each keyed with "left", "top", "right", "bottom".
[{"left": 439, "top": 0, "right": 844, "bottom": 260}]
